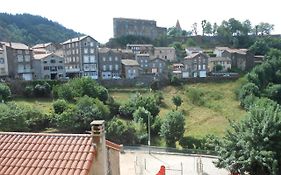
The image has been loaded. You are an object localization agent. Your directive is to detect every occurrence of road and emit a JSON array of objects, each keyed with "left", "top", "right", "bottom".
[{"left": 120, "top": 150, "right": 229, "bottom": 175}]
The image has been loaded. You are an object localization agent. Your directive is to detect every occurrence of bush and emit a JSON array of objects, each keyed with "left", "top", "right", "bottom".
[
  {"left": 170, "top": 75, "right": 181, "bottom": 86},
  {"left": 0, "top": 83, "right": 11, "bottom": 102},
  {"left": 53, "top": 99, "right": 69, "bottom": 114},
  {"left": 23, "top": 85, "right": 34, "bottom": 97},
  {"left": 33, "top": 82, "right": 51, "bottom": 97},
  {"left": 187, "top": 88, "right": 205, "bottom": 106}
]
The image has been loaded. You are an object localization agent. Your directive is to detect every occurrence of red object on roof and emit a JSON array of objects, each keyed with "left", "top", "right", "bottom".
[
  {"left": 0, "top": 132, "right": 120, "bottom": 175},
  {"left": 156, "top": 165, "right": 165, "bottom": 175}
]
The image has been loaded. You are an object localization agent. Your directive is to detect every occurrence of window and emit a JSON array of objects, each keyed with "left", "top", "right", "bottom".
[
  {"left": 90, "top": 42, "right": 94, "bottom": 47},
  {"left": 109, "top": 57, "right": 112, "bottom": 61},
  {"left": 103, "top": 57, "right": 106, "bottom": 62},
  {"left": 90, "top": 56, "right": 95, "bottom": 62},
  {"left": 115, "top": 57, "right": 118, "bottom": 61},
  {"left": 145, "top": 60, "right": 148, "bottom": 63},
  {"left": 84, "top": 48, "right": 88, "bottom": 54},
  {"left": 109, "top": 65, "right": 112, "bottom": 71},
  {"left": 103, "top": 65, "right": 106, "bottom": 71},
  {"left": 43, "top": 60, "right": 48, "bottom": 64},
  {"left": 59, "top": 60, "right": 63, "bottom": 63},
  {"left": 25, "top": 55, "right": 30, "bottom": 62},
  {"left": 50, "top": 59, "right": 56, "bottom": 63},
  {"left": 58, "top": 66, "right": 63, "bottom": 70},
  {"left": 0, "top": 58, "right": 4, "bottom": 64},
  {"left": 17, "top": 50, "right": 23, "bottom": 54},
  {"left": 152, "top": 63, "right": 155, "bottom": 67},
  {"left": 17, "top": 55, "right": 24, "bottom": 62},
  {"left": 44, "top": 66, "right": 49, "bottom": 70},
  {"left": 203, "top": 65, "right": 206, "bottom": 69},
  {"left": 90, "top": 49, "right": 94, "bottom": 54},
  {"left": 115, "top": 64, "right": 119, "bottom": 70},
  {"left": 159, "top": 63, "right": 162, "bottom": 67}
]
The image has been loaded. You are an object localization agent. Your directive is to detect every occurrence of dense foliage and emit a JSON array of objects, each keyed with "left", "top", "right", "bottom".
[
  {"left": 160, "top": 111, "right": 185, "bottom": 147},
  {"left": 53, "top": 77, "right": 108, "bottom": 102},
  {"left": 0, "top": 83, "right": 11, "bottom": 102},
  {"left": 215, "top": 106, "right": 281, "bottom": 175},
  {"left": 0, "top": 13, "right": 80, "bottom": 44}
]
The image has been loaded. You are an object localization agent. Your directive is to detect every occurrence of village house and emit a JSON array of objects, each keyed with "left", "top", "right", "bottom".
[
  {"left": 208, "top": 57, "right": 231, "bottom": 72},
  {"left": 33, "top": 53, "right": 66, "bottom": 80},
  {"left": 185, "top": 47, "right": 203, "bottom": 56},
  {"left": 98, "top": 48, "right": 122, "bottom": 79},
  {"left": 0, "top": 45, "right": 8, "bottom": 77},
  {"left": 135, "top": 53, "right": 150, "bottom": 73},
  {"left": 126, "top": 44, "right": 154, "bottom": 55},
  {"left": 32, "top": 42, "right": 57, "bottom": 54},
  {"left": 1, "top": 42, "right": 33, "bottom": 80},
  {"left": 221, "top": 48, "right": 255, "bottom": 71},
  {"left": 62, "top": 36, "right": 99, "bottom": 79},
  {"left": 149, "top": 57, "right": 167, "bottom": 74},
  {"left": 182, "top": 53, "right": 209, "bottom": 78},
  {"left": 121, "top": 59, "right": 140, "bottom": 79},
  {"left": 172, "top": 63, "right": 184, "bottom": 78},
  {"left": 214, "top": 47, "right": 230, "bottom": 57},
  {"left": 153, "top": 47, "right": 176, "bottom": 62},
  {"left": 0, "top": 120, "right": 121, "bottom": 175}
]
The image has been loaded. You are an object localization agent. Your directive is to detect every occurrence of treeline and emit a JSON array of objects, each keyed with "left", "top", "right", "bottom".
[{"left": 0, "top": 13, "right": 80, "bottom": 45}]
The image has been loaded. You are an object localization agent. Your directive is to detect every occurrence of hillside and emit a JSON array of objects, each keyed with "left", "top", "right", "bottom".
[
  {"left": 0, "top": 13, "right": 81, "bottom": 45},
  {"left": 110, "top": 79, "right": 247, "bottom": 139}
]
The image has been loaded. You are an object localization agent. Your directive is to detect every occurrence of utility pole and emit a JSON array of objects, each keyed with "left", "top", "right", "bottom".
[{"left": 148, "top": 113, "right": 151, "bottom": 154}]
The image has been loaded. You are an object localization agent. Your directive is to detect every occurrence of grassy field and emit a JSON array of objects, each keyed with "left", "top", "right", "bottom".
[
  {"left": 13, "top": 97, "right": 53, "bottom": 114},
  {"left": 110, "top": 78, "right": 247, "bottom": 139}
]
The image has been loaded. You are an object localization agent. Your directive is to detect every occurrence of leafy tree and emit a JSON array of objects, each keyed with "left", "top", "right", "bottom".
[
  {"left": 172, "top": 95, "right": 182, "bottom": 110},
  {"left": 55, "top": 96, "right": 110, "bottom": 132},
  {"left": 0, "top": 83, "right": 11, "bottom": 102},
  {"left": 266, "top": 48, "right": 281, "bottom": 60},
  {"left": 191, "top": 23, "right": 198, "bottom": 36},
  {"left": 106, "top": 117, "right": 147, "bottom": 145},
  {"left": 249, "top": 39, "right": 270, "bottom": 55},
  {"left": 53, "top": 99, "right": 69, "bottom": 114},
  {"left": 257, "top": 22, "right": 274, "bottom": 35},
  {"left": 205, "top": 22, "right": 213, "bottom": 36},
  {"left": 160, "top": 111, "right": 185, "bottom": 147},
  {"left": 212, "top": 22, "right": 218, "bottom": 36},
  {"left": 238, "top": 82, "right": 260, "bottom": 107},
  {"left": 213, "top": 64, "right": 223, "bottom": 72},
  {"left": 241, "top": 19, "right": 252, "bottom": 35},
  {"left": 264, "top": 84, "right": 281, "bottom": 104},
  {"left": 34, "top": 81, "right": 51, "bottom": 97},
  {"left": 133, "top": 107, "right": 152, "bottom": 127},
  {"left": 215, "top": 106, "right": 281, "bottom": 175},
  {"left": 54, "top": 77, "right": 108, "bottom": 102},
  {"left": 201, "top": 20, "right": 207, "bottom": 36}
]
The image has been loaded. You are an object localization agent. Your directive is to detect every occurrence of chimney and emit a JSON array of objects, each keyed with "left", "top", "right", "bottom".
[{"left": 91, "top": 120, "right": 108, "bottom": 175}]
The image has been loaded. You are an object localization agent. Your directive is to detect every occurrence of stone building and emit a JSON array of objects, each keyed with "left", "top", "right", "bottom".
[
  {"left": 1, "top": 42, "right": 33, "bottom": 80},
  {"left": 33, "top": 53, "right": 65, "bottom": 80},
  {"left": 183, "top": 53, "right": 209, "bottom": 78},
  {"left": 121, "top": 59, "right": 140, "bottom": 79},
  {"left": 98, "top": 48, "right": 122, "bottom": 79},
  {"left": 62, "top": 35, "right": 99, "bottom": 79},
  {"left": 113, "top": 18, "right": 167, "bottom": 40},
  {"left": 0, "top": 45, "right": 8, "bottom": 77},
  {"left": 153, "top": 47, "right": 176, "bottom": 62}
]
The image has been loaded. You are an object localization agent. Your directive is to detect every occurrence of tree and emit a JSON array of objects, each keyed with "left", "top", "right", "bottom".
[
  {"left": 133, "top": 107, "right": 152, "bottom": 127},
  {"left": 213, "top": 22, "right": 218, "bottom": 36},
  {"left": 266, "top": 48, "right": 281, "bottom": 60},
  {"left": 242, "top": 19, "right": 252, "bottom": 35},
  {"left": 249, "top": 39, "right": 270, "bottom": 55},
  {"left": 257, "top": 22, "right": 274, "bottom": 35},
  {"left": 201, "top": 20, "right": 207, "bottom": 36},
  {"left": 0, "top": 83, "right": 11, "bottom": 102},
  {"left": 213, "top": 64, "right": 223, "bottom": 72},
  {"left": 160, "top": 111, "right": 185, "bottom": 147},
  {"left": 205, "top": 22, "right": 212, "bottom": 36},
  {"left": 172, "top": 95, "right": 182, "bottom": 110},
  {"left": 191, "top": 23, "right": 198, "bottom": 36},
  {"left": 53, "top": 99, "right": 69, "bottom": 114},
  {"left": 214, "top": 106, "right": 281, "bottom": 175}
]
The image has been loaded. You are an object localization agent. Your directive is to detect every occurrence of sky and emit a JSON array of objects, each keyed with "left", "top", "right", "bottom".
[{"left": 0, "top": 0, "right": 280, "bottom": 44}]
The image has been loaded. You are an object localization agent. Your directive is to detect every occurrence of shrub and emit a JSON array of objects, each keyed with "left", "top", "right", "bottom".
[
  {"left": 23, "top": 85, "right": 34, "bottom": 97},
  {"left": 33, "top": 82, "right": 51, "bottom": 97},
  {"left": 187, "top": 88, "right": 205, "bottom": 106},
  {"left": 53, "top": 99, "right": 69, "bottom": 114},
  {"left": 0, "top": 83, "right": 11, "bottom": 102}
]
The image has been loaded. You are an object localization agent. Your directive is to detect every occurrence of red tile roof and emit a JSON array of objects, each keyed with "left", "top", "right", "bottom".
[{"left": 0, "top": 132, "right": 101, "bottom": 175}]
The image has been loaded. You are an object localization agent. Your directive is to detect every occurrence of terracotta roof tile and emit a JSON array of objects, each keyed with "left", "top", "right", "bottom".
[{"left": 0, "top": 132, "right": 120, "bottom": 175}]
